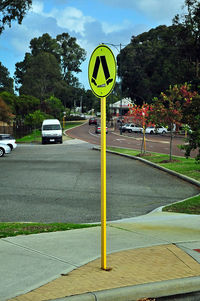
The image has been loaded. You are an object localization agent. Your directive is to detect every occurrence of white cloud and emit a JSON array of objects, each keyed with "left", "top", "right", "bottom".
[
  {"left": 35, "top": 6, "right": 95, "bottom": 36},
  {"left": 9, "top": 24, "right": 41, "bottom": 55},
  {"left": 31, "top": 1, "right": 44, "bottom": 14},
  {"left": 55, "top": 7, "right": 94, "bottom": 35},
  {"left": 102, "top": 20, "right": 131, "bottom": 34},
  {"left": 99, "top": 0, "right": 185, "bottom": 23},
  {"left": 136, "top": 0, "right": 185, "bottom": 21},
  {"left": 2, "top": 0, "right": 181, "bottom": 90}
]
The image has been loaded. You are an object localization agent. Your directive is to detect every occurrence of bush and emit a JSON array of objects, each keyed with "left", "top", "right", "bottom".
[{"left": 24, "top": 110, "right": 52, "bottom": 128}]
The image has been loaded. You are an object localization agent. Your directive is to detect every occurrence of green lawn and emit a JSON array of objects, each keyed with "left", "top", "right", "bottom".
[
  {"left": 16, "top": 129, "right": 41, "bottom": 143},
  {"left": 0, "top": 222, "right": 98, "bottom": 239},
  {"left": 163, "top": 195, "right": 200, "bottom": 214}
]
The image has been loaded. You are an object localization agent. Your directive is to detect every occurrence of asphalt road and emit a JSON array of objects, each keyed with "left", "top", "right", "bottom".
[
  {"left": 67, "top": 122, "right": 197, "bottom": 157},
  {"left": 0, "top": 140, "right": 199, "bottom": 223}
]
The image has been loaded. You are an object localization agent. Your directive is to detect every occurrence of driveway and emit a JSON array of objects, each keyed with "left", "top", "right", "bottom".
[{"left": 0, "top": 141, "right": 199, "bottom": 223}]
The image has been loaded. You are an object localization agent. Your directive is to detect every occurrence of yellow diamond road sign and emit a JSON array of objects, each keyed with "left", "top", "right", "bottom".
[{"left": 88, "top": 44, "right": 116, "bottom": 98}]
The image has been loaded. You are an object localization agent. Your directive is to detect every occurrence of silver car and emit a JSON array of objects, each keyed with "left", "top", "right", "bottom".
[
  {"left": 0, "top": 143, "right": 11, "bottom": 157},
  {"left": 95, "top": 124, "right": 108, "bottom": 134},
  {"left": 0, "top": 134, "right": 17, "bottom": 150},
  {"left": 125, "top": 123, "right": 143, "bottom": 133}
]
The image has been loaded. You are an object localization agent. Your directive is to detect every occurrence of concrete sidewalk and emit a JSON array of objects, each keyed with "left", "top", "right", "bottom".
[{"left": 0, "top": 211, "right": 199, "bottom": 301}]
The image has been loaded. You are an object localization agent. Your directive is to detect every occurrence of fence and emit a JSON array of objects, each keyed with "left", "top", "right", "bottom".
[
  {"left": 0, "top": 124, "right": 32, "bottom": 138},
  {"left": 13, "top": 124, "right": 32, "bottom": 138},
  {"left": 0, "top": 125, "right": 13, "bottom": 135}
]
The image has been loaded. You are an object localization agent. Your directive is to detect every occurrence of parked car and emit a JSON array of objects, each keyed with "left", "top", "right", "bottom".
[
  {"left": 0, "top": 134, "right": 17, "bottom": 150},
  {"left": 95, "top": 124, "right": 108, "bottom": 134},
  {"left": 156, "top": 127, "right": 168, "bottom": 134},
  {"left": 119, "top": 123, "right": 129, "bottom": 132},
  {"left": 129, "top": 124, "right": 143, "bottom": 133},
  {"left": 123, "top": 123, "right": 143, "bottom": 133},
  {"left": 0, "top": 143, "right": 11, "bottom": 157},
  {"left": 145, "top": 126, "right": 155, "bottom": 134},
  {"left": 145, "top": 126, "right": 168, "bottom": 134},
  {"left": 89, "top": 117, "right": 97, "bottom": 125}
]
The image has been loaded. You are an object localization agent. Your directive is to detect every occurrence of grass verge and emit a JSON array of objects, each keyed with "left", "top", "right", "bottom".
[
  {"left": 107, "top": 146, "right": 200, "bottom": 215},
  {"left": 0, "top": 222, "right": 98, "bottom": 239},
  {"left": 16, "top": 129, "right": 41, "bottom": 143},
  {"left": 163, "top": 194, "right": 200, "bottom": 214}
]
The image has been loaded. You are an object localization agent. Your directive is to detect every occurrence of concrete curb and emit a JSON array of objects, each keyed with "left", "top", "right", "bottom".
[
  {"left": 92, "top": 147, "right": 200, "bottom": 188},
  {"left": 50, "top": 276, "right": 200, "bottom": 301}
]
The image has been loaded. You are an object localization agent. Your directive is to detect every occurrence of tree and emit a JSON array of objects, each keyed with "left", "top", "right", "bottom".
[
  {"left": 30, "top": 33, "right": 60, "bottom": 61},
  {"left": 18, "top": 52, "right": 62, "bottom": 100},
  {"left": 15, "top": 53, "right": 32, "bottom": 88},
  {"left": 173, "top": 0, "right": 200, "bottom": 79},
  {"left": 14, "top": 94, "right": 40, "bottom": 120},
  {"left": 149, "top": 84, "right": 196, "bottom": 161},
  {"left": 43, "top": 96, "right": 64, "bottom": 120},
  {"left": 0, "top": 62, "right": 14, "bottom": 93},
  {"left": 53, "top": 80, "right": 74, "bottom": 108},
  {"left": 15, "top": 33, "right": 86, "bottom": 103},
  {"left": 180, "top": 85, "right": 200, "bottom": 161},
  {"left": 182, "top": 95, "right": 200, "bottom": 161},
  {"left": 0, "top": 97, "right": 13, "bottom": 123},
  {"left": 24, "top": 110, "right": 51, "bottom": 128},
  {"left": 0, "top": 0, "right": 32, "bottom": 34},
  {"left": 125, "top": 103, "right": 153, "bottom": 153},
  {"left": 56, "top": 33, "right": 86, "bottom": 85},
  {"left": 0, "top": 91, "right": 16, "bottom": 112},
  {"left": 118, "top": 25, "right": 195, "bottom": 104}
]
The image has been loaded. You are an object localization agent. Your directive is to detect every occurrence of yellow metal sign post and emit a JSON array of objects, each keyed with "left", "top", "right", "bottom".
[
  {"left": 101, "top": 96, "right": 107, "bottom": 270},
  {"left": 88, "top": 44, "right": 116, "bottom": 270}
]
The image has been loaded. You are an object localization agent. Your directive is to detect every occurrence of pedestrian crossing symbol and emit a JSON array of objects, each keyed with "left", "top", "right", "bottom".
[{"left": 88, "top": 44, "right": 116, "bottom": 98}]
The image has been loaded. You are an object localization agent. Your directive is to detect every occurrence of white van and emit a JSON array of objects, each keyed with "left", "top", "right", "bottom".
[{"left": 42, "top": 119, "right": 62, "bottom": 144}]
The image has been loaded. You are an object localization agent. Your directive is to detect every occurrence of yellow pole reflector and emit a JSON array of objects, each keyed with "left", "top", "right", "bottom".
[{"left": 101, "top": 97, "right": 107, "bottom": 270}]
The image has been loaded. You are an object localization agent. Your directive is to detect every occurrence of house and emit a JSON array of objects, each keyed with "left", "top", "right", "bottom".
[{"left": 109, "top": 98, "right": 134, "bottom": 118}]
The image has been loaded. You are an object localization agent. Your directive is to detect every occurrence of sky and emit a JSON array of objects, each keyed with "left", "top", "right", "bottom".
[{"left": 0, "top": 0, "right": 186, "bottom": 90}]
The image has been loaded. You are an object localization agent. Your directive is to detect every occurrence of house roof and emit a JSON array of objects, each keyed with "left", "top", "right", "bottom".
[{"left": 110, "top": 98, "right": 133, "bottom": 108}]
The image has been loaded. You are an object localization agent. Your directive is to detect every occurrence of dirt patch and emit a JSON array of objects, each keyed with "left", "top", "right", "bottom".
[
  {"left": 160, "top": 159, "right": 180, "bottom": 163},
  {"left": 137, "top": 153, "right": 152, "bottom": 157}
]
